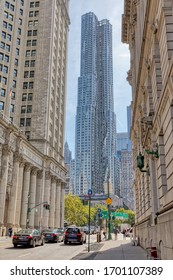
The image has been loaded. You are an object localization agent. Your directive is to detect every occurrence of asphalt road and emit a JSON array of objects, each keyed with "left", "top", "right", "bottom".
[{"left": 0, "top": 235, "right": 97, "bottom": 260}]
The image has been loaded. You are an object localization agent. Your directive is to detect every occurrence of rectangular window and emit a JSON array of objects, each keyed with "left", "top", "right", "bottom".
[
  {"left": 27, "top": 105, "right": 32, "bottom": 113},
  {"left": 0, "top": 101, "right": 4, "bottom": 110},
  {"left": 30, "top": 71, "right": 34, "bottom": 77},
  {"left": 1, "top": 88, "right": 6, "bottom": 97},
  {"left": 30, "top": 60, "right": 35, "bottom": 67},
  {"left": 26, "top": 118, "right": 31, "bottom": 126},
  {"left": 21, "top": 105, "right": 26, "bottom": 113},
  {"left": 20, "top": 118, "right": 25, "bottom": 126},
  {"left": 24, "top": 71, "right": 29, "bottom": 78},
  {"left": 10, "top": 104, "right": 14, "bottom": 112},
  {"left": 25, "top": 60, "right": 29, "bottom": 67},
  {"left": 28, "top": 93, "right": 33, "bottom": 100},
  {"left": 14, "top": 58, "right": 18, "bottom": 66},
  {"left": 22, "top": 93, "right": 27, "bottom": 101}
]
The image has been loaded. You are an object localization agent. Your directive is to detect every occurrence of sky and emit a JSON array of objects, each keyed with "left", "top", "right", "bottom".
[{"left": 65, "top": 0, "right": 131, "bottom": 157}]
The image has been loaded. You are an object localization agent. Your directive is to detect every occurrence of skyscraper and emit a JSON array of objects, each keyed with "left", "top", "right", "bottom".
[
  {"left": 0, "top": 0, "right": 70, "bottom": 235},
  {"left": 75, "top": 12, "right": 116, "bottom": 195}
]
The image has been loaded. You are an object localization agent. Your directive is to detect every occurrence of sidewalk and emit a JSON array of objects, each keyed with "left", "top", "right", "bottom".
[{"left": 72, "top": 238, "right": 147, "bottom": 260}]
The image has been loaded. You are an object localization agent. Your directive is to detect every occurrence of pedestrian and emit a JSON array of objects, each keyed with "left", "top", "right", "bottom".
[
  {"left": 8, "top": 226, "right": 13, "bottom": 238},
  {"left": 122, "top": 228, "right": 126, "bottom": 239},
  {"left": 114, "top": 228, "right": 118, "bottom": 240},
  {"left": 103, "top": 231, "right": 106, "bottom": 240},
  {"left": 130, "top": 227, "right": 133, "bottom": 240}
]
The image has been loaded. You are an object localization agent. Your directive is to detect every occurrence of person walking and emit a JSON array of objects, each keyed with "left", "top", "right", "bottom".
[
  {"left": 103, "top": 230, "right": 106, "bottom": 240},
  {"left": 8, "top": 227, "right": 13, "bottom": 238},
  {"left": 114, "top": 228, "right": 118, "bottom": 240},
  {"left": 122, "top": 228, "right": 126, "bottom": 240}
]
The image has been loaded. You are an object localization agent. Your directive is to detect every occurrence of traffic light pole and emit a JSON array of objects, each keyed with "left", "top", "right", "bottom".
[
  {"left": 26, "top": 201, "right": 48, "bottom": 228},
  {"left": 107, "top": 173, "right": 111, "bottom": 240}
]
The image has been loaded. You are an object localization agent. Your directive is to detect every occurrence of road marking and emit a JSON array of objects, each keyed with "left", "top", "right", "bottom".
[{"left": 18, "top": 253, "right": 31, "bottom": 258}]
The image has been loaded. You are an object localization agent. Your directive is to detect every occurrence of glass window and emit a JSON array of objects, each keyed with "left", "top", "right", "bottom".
[
  {"left": 14, "top": 58, "right": 18, "bottom": 66},
  {"left": 30, "top": 71, "right": 34, "bottom": 77},
  {"left": 2, "top": 31, "right": 6, "bottom": 39},
  {"left": 22, "top": 93, "right": 27, "bottom": 101},
  {"left": 6, "top": 33, "right": 11, "bottom": 41},
  {"left": 27, "top": 105, "right": 32, "bottom": 113},
  {"left": 20, "top": 118, "right": 25, "bottom": 126},
  {"left": 23, "top": 82, "right": 27, "bottom": 89},
  {"left": 24, "top": 71, "right": 29, "bottom": 78},
  {"left": 30, "top": 60, "right": 35, "bottom": 67},
  {"left": 10, "top": 104, "right": 14, "bottom": 112},
  {"left": 26, "top": 118, "right": 31, "bottom": 126},
  {"left": 21, "top": 106, "right": 26, "bottom": 113},
  {"left": 25, "top": 60, "right": 29, "bottom": 67},
  {"left": 0, "top": 101, "right": 4, "bottom": 110},
  {"left": 1, "top": 88, "right": 6, "bottom": 97},
  {"left": 5, "top": 55, "right": 9, "bottom": 62},
  {"left": 28, "top": 93, "right": 33, "bottom": 100},
  {"left": 6, "top": 44, "right": 10, "bottom": 52}
]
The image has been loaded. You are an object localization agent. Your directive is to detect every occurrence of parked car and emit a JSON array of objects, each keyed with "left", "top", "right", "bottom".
[
  {"left": 41, "top": 228, "right": 64, "bottom": 243},
  {"left": 64, "top": 226, "right": 86, "bottom": 245},
  {"left": 12, "top": 229, "right": 45, "bottom": 248},
  {"left": 83, "top": 226, "right": 89, "bottom": 234}
]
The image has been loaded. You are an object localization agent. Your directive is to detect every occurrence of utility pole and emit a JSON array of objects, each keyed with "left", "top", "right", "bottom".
[
  {"left": 107, "top": 169, "right": 111, "bottom": 240},
  {"left": 26, "top": 201, "right": 49, "bottom": 228},
  {"left": 88, "top": 189, "right": 92, "bottom": 252}
]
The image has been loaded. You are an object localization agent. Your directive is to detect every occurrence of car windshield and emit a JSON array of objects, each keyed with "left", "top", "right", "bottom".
[
  {"left": 66, "top": 228, "right": 80, "bottom": 234},
  {"left": 56, "top": 228, "right": 64, "bottom": 233},
  {"left": 17, "top": 230, "right": 32, "bottom": 234},
  {"left": 42, "top": 229, "right": 52, "bottom": 233}
]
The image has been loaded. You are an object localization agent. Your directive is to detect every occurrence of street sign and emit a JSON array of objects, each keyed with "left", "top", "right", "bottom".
[
  {"left": 88, "top": 189, "right": 92, "bottom": 196},
  {"left": 106, "top": 197, "right": 112, "bottom": 205},
  {"left": 101, "top": 210, "right": 108, "bottom": 219}
]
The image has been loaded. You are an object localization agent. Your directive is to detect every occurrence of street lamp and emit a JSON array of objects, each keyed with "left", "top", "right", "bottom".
[
  {"left": 107, "top": 169, "right": 111, "bottom": 240},
  {"left": 88, "top": 189, "right": 92, "bottom": 252}
]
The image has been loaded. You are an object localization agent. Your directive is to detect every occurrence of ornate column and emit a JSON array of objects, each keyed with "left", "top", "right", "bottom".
[
  {"left": 42, "top": 171, "right": 51, "bottom": 228},
  {"left": 34, "top": 170, "right": 43, "bottom": 229},
  {"left": 49, "top": 177, "right": 56, "bottom": 228},
  {"left": 55, "top": 180, "right": 61, "bottom": 228},
  {"left": 0, "top": 145, "right": 11, "bottom": 228},
  {"left": 6, "top": 152, "right": 20, "bottom": 227},
  {"left": 28, "top": 168, "right": 37, "bottom": 228},
  {"left": 20, "top": 163, "right": 31, "bottom": 228},
  {"left": 15, "top": 160, "right": 25, "bottom": 228},
  {"left": 60, "top": 183, "right": 65, "bottom": 227}
]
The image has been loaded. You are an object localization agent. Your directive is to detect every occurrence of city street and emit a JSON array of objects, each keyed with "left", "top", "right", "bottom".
[{"left": 0, "top": 235, "right": 97, "bottom": 260}]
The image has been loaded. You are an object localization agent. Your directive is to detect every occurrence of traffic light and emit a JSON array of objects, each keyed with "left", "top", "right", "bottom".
[
  {"left": 43, "top": 204, "right": 50, "bottom": 210},
  {"left": 137, "top": 152, "right": 144, "bottom": 170}
]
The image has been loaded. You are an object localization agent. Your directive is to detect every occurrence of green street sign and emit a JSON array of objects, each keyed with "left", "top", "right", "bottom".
[
  {"left": 100, "top": 211, "right": 128, "bottom": 219},
  {"left": 101, "top": 210, "right": 108, "bottom": 219}
]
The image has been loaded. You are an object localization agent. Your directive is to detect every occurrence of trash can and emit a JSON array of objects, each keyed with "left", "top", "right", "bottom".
[{"left": 97, "top": 233, "right": 101, "bottom": 242}]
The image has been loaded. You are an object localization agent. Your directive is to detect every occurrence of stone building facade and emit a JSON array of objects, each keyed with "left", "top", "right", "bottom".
[
  {"left": 0, "top": 0, "right": 70, "bottom": 235},
  {"left": 122, "top": 0, "right": 173, "bottom": 259}
]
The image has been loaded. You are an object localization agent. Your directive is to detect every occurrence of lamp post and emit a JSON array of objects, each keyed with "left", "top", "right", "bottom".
[
  {"left": 88, "top": 189, "right": 92, "bottom": 252},
  {"left": 26, "top": 201, "right": 49, "bottom": 228},
  {"left": 107, "top": 169, "right": 111, "bottom": 240}
]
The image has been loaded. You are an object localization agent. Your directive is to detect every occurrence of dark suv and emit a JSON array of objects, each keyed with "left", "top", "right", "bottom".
[{"left": 64, "top": 226, "right": 86, "bottom": 245}]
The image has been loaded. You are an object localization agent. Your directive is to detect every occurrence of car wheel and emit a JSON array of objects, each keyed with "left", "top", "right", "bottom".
[
  {"left": 80, "top": 239, "right": 84, "bottom": 245},
  {"left": 64, "top": 240, "right": 67, "bottom": 244},
  {"left": 13, "top": 244, "right": 17, "bottom": 248},
  {"left": 84, "top": 238, "right": 86, "bottom": 244},
  {"left": 31, "top": 239, "right": 36, "bottom": 248}
]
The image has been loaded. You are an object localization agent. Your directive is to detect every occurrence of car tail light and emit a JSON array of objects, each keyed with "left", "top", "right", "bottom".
[
  {"left": 65, "top": 232, "right": 69, "bottom": 236},
  {"left": 13, "top": 236, "right": 17, "bottom": 239},
  {"left": 77, "top": 233, "right": 82, "bottom": 237},
  {"left": 52, "top": 234, "right": 56, "bottom": 237},
  {"left": 26, "top": 235, "right": 32, "bottom": 239}
]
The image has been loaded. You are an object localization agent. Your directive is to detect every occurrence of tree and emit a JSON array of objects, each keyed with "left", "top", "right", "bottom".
[{"left": 64, "top": 193, "right": 87, "bottom": 226}]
